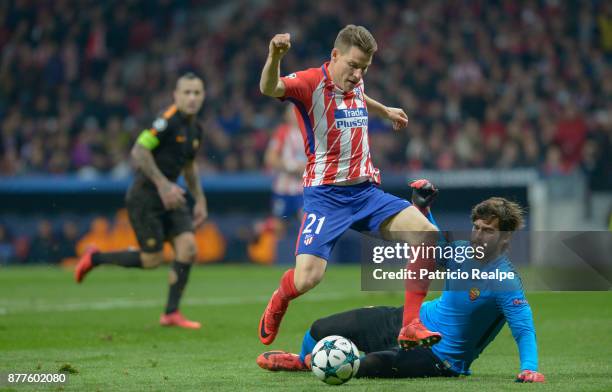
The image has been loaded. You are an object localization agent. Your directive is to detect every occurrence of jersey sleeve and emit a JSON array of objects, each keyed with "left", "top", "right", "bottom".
[
  {"left": 496, "top": 290, "right": 539, "bottom": 371},
  {"left": 136, "top": 111, "right": 176, "bottom": 150},
  {"left": 280, "top": 69, "right": 317, "bottom": 105},
  {"left": 152, "top": 115, "right": 175, "bottom": 143}
]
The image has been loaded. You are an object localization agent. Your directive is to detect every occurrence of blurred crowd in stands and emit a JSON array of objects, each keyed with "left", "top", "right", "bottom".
[{"left": 0, "top": 0, "right": 610, "bottom": 189}]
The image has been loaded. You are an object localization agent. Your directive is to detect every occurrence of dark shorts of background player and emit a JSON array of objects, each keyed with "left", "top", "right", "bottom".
[
  {"left": 310, "top": 306, "right": 458, "bottom": 379},
  {"left": 126, "top": 187, "right": 194, "bottom": 253}
]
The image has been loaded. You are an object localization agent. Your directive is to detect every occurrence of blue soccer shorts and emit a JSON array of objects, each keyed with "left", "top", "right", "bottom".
[{"left": 295, "top": 182, "right": 410, "bottom": 260}]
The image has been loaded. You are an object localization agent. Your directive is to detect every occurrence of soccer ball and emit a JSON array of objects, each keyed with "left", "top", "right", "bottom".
[{"left": 311, "top": 335, "right": 360, "bottom": 385}]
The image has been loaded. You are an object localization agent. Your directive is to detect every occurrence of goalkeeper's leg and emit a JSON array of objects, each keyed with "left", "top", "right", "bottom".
[{"left": 357, "top": 347, "right": 458, "bottom": 378}]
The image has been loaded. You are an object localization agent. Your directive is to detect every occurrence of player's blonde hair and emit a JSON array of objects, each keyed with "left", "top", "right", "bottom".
[
  {"left": 334, "top": 25, "right": 378, "bottom": 56},
  {"left": 471, "top": 197, "right": 525, "bottom": 232}
]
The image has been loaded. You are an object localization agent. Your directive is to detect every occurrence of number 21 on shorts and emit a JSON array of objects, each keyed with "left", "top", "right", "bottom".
[{"left": 302, "top": 213, "right": 326, "bottom": 235}]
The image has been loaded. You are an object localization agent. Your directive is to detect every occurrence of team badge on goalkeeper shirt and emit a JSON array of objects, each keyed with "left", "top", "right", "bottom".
[{"left": 469, "top": 287, "right": 480, "bottom": 301}]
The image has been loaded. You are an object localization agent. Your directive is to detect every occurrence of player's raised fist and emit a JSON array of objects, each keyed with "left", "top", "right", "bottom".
[
  {"left": 410, "top": 179, "right": 438, "bottom": 210},
  {"left": 269, "top": 33, "right": 291, "bottom": 58}
]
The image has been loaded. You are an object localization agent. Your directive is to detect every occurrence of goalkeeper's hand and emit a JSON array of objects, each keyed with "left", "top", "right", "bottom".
[
  {"left": 515, "top": 370, "right": 545, "bottom": 383},
  {"left": 410, "top": 179, "right": 438, "bottom": 210}
]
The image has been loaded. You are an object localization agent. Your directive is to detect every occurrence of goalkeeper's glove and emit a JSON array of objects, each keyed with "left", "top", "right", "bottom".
[
  {"left": 409, "top": 179, "right": 438, "bottom": 210},
  {"left": 515, "top": 370, "right": 545, "bottom": 383}
]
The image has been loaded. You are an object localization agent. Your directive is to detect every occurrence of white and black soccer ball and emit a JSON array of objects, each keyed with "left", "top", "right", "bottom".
[{"left": 311, "top": 335, "right": 360, "bottom": 385}]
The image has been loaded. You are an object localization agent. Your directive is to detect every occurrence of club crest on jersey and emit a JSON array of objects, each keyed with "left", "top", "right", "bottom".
[
  {"left": 303, "top": 234, "right": 314, "bottom": 246},
  {"left": 469, "top": 287, "right": 480, "bottom": 301},
  {"left": 334, "top": 108, "right": 368, "bottom": 129}
]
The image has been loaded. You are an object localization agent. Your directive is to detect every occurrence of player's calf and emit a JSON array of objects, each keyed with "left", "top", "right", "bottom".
[
  {"left": 140, "top": 252, "right": 164, "bottom": 269},
  {"left": 259, "top": 269, "right": 302, "bottom": 345},
  {"left": 258, "top": 256, "right": 326, "bottom": 345},
  {"left": 294, "top": 254, "right": 326, "bottom": 292}
]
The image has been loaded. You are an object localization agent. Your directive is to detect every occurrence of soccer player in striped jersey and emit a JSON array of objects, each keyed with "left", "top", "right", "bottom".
[{"left": 258, "top": 25, "right": 441, "bottom": 349}]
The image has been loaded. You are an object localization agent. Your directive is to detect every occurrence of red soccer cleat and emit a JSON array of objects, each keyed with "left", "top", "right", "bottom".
[
  {"left": 256, "top": 351, "right": 307, "bottom": 372},
  {"left": 398, "top": 318, "right": 442, "bottom": 350},
  {"left": 258, "top": 290, "right": 288, "bottom": 345},
  {"left": 516, "top": 370, "right": 545, "bottom": 383},
  {"left": 159, "top": 311, "right": 201, "bottom": 329},
  {"left": 74, "top": 246, "right": 99, "bottom": 283}
]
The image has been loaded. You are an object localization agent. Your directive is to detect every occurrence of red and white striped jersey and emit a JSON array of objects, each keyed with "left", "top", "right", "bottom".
[
  {"left": 268, "top": 123, "right": 306, "bottom": 195},
  {"left": 280, "top": 62, "right": 380, "bottom": 187}
]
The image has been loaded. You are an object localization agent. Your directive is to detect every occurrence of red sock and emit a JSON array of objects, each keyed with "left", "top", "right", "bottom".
[
  {"left": 278, "top": 269, "right": 300, "bottom": 303},
  {"left": 403, "top": 254, "right": 434, "bottom": 326}
]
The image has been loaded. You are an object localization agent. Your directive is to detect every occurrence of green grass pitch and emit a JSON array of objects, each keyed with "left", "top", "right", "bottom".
[{"left": 0, "top": 265, "right": 610, "bottom": 391}]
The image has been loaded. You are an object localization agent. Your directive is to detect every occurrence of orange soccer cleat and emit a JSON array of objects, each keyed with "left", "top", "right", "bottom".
[
  {"left": 159, "top": 311, "right": 201, "bottom": 329},
  {"left": 256, "top": 351, "right": 307, "bottom": 372},
  {"left": 398, "top": 318, "right": 442, "bottom": 350},
  {"left": 258, "top": 290, "right": 288, "bottom": 345},
  {"left": 74, "top": 246, "right": 99, "bottom": 283}
]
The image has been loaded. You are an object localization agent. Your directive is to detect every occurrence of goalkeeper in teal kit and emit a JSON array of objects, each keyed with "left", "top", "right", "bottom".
[{"left": 257, "top": 180, "right": 545, "bottom": 383}]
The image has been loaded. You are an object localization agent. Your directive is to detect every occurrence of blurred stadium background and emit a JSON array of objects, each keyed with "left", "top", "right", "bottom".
[
  {"left": 0, "top": 0, "right": 610, "bottom": 265},
  {"left": 1, "top": 1, "right": 612, "bottom": 391}
]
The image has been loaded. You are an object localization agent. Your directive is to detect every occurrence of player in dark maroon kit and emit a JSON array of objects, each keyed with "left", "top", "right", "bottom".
[{"left": 75, "top": 73, "right": 207, "bottom": 329}]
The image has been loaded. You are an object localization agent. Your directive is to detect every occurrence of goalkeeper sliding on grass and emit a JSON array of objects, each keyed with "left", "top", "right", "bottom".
[{"left": 257, "top": 180, "right": 544, "bottom": 383}]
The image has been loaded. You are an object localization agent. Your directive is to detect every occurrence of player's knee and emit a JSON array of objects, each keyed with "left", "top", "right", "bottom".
[
  {"left": 175, "top": 239, "right": 197, "bottom": 262},
  {"left": 407, "top": 209, "right": 438, "bottom": 233},
  {"left": 141, "top": 252, "right": 164, "bottom": 269},
  {"left": 295, "top": 268, "right": 324, "bottom": 292},
  {"left": 310, "top": 319, "right": 326, "bottom": 340},
  {"left": 422, "top": 221, "right": 438, "bottom": 233},
  {"left": 413, "top": 226, "right": 439, "bottom": 246},
  {"left": 422, "top": 220, "right": 439, "bottom": 241},
  {"left": 310, "top": 313, "right": 350, "bottom": 341},
  {"left": 297, "top": 275, "right": 322, "bottom": 292},
  {"left": 295, "top": 254, "right": 327, "bottom": 292}
]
